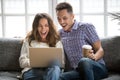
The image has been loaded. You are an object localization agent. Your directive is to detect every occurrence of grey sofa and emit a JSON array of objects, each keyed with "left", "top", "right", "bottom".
[{"left": 0, "top": 36, "right": 120, "bottom": 80}]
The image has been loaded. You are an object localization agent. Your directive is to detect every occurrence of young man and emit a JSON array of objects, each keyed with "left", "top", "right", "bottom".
[{"left": 55, "top": 2, "right": 108, "bottom": 80}]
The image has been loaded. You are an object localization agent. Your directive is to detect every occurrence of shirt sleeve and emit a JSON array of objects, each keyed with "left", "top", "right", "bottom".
[
  {"left": 19, "top": 39, "right": 30, "bottom": 68},
  {"left": 84, "top": 23, "right": 100, "bottom": 45}
]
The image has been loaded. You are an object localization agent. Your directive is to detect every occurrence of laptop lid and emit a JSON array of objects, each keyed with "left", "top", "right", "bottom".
[{"left": 29, "top": 47, "right": 64, "bottom": 68}]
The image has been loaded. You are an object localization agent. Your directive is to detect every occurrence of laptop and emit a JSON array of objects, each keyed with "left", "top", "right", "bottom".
[{"left": 29, "top": 47, "right": 64, "bottom": 68}]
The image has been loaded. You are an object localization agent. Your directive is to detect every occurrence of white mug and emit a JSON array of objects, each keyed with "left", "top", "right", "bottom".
[{"left": 82, "top": 45, "right": 92, "bottom": 57}]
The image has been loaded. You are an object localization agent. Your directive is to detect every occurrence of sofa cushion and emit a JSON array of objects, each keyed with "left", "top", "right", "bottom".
[
  {"left": 102, "top": 73, "right": 120, "bottom": 80},
  {"left": 0, "top": 71, "right": 21, "bottom": 80},
  {"left": 0, "top": 38, "right": 22, "bottom": 71},
  {"left": 101, "top": 36, "right": 120, "bottom": 72}
]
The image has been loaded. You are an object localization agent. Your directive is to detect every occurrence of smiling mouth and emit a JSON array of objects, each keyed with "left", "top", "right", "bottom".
[
  {"left": 62, "top": 26, "right": 66, "bottom": 28},
  {"left": 41, "top": 31, "right": 47, "bottom": 36},
  {"left": 62, "top": 24, "right": 67, "bottom": 28}
]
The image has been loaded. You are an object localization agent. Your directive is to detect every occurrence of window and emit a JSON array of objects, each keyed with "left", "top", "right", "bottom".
[
  {"left": 0, "top": 0, "right": 2, "bottom": 37},
  {"left": 83, "top": 15, "right": 104, "bottom": 38},
  {"left": 83, "top": 0, "right": 104, "bottom": 13},
  {"left": 108, "top": 0, "right": 120, "bottom": 12},
  {"left": 107, "top": 0, "right": 120, "bottom": 37},
  {"left": 27, "top": 0, "right": 49, "bottom": 14},
  {"left": 5, "top": 16, "right": 25, "bottom": 37},
  {"left": 0, "top": 17, "right": 2, "bottom": 37},
  {"left": 0, "top": 0, "right": 49, "bottom": 38},
  {"left": 4, "top": 0, "right": 25, "bottom": 14},
  {"left": 108, "top": 16, "right": 120, "bottom": 36},
  {"left": 0, "top": 0, "right": 1, "bottom": 13},
  {"left": 0, "top": 0, "right": 120, "bottom": 38}
]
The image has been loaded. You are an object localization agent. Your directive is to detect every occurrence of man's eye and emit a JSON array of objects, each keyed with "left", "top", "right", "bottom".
[
  {"left": 63, "top": 17, "right": 67, "bottom": 20},
  {"left": 58, "top": 18, "right": 61, "bottom": 21}
]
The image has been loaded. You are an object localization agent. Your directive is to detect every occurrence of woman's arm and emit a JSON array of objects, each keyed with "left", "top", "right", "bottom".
[
  {"left": 19, "top": 39, "right": 30, "bottom": 68},
  {"left": 56, "top": 41, "right": 65, "bottom": 68}
]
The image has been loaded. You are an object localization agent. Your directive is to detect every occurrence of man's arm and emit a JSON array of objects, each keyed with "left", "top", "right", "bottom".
[{"left": 88, "top": 40, "right": 104, "bottom": 61}]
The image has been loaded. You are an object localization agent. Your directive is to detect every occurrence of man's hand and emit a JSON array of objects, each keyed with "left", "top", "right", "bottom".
[{"left": 87, "top": 50, "right": 96, "bottom": 61}]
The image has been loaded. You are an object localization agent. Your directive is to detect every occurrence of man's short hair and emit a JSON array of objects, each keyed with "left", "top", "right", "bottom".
[{"left": 56, "top": 2, "right": 73, "bottom": 13}]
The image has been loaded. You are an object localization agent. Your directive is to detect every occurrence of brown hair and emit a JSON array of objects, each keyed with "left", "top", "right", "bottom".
[
  {"left": 26, "top": 13, "right": 60, "bottom": 47},
  {"left": 56, "top": 2, "right": 73, "bottom": 13}
]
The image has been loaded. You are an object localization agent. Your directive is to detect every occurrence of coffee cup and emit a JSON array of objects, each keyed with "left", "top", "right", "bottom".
[{"left": 82, "top": 45, "right": 92, "bottom": 57}]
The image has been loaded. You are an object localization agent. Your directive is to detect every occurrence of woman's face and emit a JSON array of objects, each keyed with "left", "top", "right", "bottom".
[{"left": 38, "top": 18, "right": 49, "bottom": 41}]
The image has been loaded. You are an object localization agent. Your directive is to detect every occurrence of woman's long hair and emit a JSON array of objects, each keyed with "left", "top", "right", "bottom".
[{"left": 26, "top": 13, "right": 60, "bottom": 47}]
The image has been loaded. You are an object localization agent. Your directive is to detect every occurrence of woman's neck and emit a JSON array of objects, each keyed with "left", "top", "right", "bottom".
[{"left": 41, "top": 39, "right": 47, "bottom": 43}]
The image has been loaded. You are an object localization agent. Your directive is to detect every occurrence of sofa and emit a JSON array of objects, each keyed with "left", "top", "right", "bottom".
[{"left": 0, "top": 36, "right": 120, "bottom": 80}]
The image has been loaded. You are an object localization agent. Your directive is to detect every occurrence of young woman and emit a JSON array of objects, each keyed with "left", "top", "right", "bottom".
[{"left": 19, "top": 13, "right": 64, "bottom": 80}]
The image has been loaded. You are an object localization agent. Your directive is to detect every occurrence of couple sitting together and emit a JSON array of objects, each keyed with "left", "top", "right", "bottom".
[{"left": 19, "top": 2, "right": 108, "bottom": 80}]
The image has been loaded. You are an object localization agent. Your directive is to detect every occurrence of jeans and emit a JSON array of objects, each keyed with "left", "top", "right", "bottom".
[
  {"left": 60, "top": 58, "right": 108, "bottom": 80},
  {"left": 23, "top": 60, "right": 61, "bottom": 80}
]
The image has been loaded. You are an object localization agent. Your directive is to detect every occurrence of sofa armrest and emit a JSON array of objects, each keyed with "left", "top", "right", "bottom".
[{"left": 101, "top": 36, "right": 120, "bottom": 73}]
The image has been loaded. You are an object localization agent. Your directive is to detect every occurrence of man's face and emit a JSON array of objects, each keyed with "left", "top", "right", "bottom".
[{"left": 56, "top": 9, "right": 74, "bottom": 31}]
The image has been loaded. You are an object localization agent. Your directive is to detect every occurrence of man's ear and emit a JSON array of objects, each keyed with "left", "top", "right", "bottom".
[{"left": 71, "top": 13, "right": 74, "bottom": 20}]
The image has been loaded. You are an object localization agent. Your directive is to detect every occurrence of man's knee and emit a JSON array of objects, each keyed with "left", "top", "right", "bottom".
[{"left": 78, "top": 58, "right": 93, "bottom": 69}]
